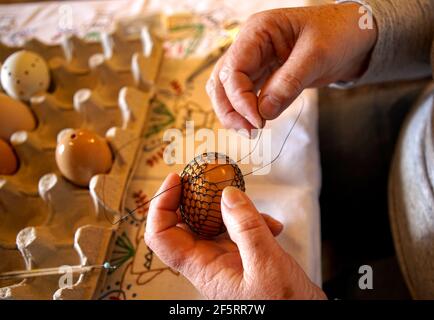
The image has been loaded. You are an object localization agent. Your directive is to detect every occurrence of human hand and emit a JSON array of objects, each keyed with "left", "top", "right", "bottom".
[
  {"left": 145, "top": 173, "right": 327, "bottom": 300},
  {"left": 206, "top": 3, "right": 377, "bottom": 131}
]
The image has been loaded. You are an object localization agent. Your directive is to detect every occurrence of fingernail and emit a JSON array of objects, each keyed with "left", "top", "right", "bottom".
[
  {"left": 219, "top": 67, "right": 229, "bottom": 83},
  {"left": 270, "top": 217, "right": 283, "bottom": 229},
  {"left": 259, "top": 95, "right": 281, "bottom": 119},
  {"left": 206, "top": 78, "right": 215, "bottom": 96},
  {"left": 262, "top": 213, "right": 282, "bottom": 226},
  {"left": 250, "top": 129, "right": 259, "bottom": 139},
  {"left": 237, "top": 128, "right": 250, "bottom": 139},
  {"left": 244, "top": 114, "right": 263, "bottom": 129},
  {"left": 238, "top": 128, "right": 259, "bottom": 140},
  {"left": 222, "top": 186, "right": 246, "bottom": 209}
]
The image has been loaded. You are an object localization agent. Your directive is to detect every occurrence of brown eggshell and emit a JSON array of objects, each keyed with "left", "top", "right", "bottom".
[
  {"left": 203, "top": 163, "right": 236, "bottom": 188},
  {"left": 180, "top": 152, "right": 245, "bottom": 237},
  {"left": 0, "top": 93, "right": 36, "bottom": 140},
  {"left": 55, "top": 128, "right": 113, "bottom": 187},
  {"left": 0, "top": 138, "right": 18, "bottom": 175}
]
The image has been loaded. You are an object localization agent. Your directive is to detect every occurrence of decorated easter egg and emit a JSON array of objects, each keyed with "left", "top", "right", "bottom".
[
  {"left": 1, "top": 50, "right": 50, "bottom": 101},
  {"left": 180, "top": 152, "right": 245, "bottom": 237},
  {"left": 0, "top": 93, "right": 36, "bottom": 140},
  {"left": 0, "top": 139, "right": 18, "bottom": 175},
  {"left": 55, "top": 129, "right": 113, "bottom": 187}
]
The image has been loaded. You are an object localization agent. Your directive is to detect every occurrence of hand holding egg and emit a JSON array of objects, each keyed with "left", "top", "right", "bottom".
[
  {"left": 55, "top": 129, "right": 113, "bottom": 187},
  {"left": 180, "top": 152, "right": 245, "bottom": 237}
]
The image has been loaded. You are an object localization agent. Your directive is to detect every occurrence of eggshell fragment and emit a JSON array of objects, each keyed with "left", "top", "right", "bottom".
[
  {"left": 0, "top": 139, "right": 18, "bottom": 175},
  {"left": 0, "top": 93, "right": 36, "bottom": 140},
  {"left": 55, "top": 129, "right": 113, "bottom": 187},
  {"left": 1, "top": 50, "right": 50, "bottom": 101}
]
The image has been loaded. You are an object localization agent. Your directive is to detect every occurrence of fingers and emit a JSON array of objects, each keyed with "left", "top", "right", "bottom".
[
  {"left": 258, "top": 39, "right": 316, "bottom": 120},
  {"left": 214, "top": 24, "right": 275, "bottom": 130},
  {"left": 217, "top": 213, "right": 283, "bottom": 241},
  {"left": 145, "top": 173, "right": 196, "bottom": 271},
  {"left": 207, "top": 61, "right": 255, "bottom": 132},
  {"left": 145, "top": 173, "right": 182, "bottom": 234},
  {"left": 206, "top": 21, "right": 276, "bottom": 131},
  {"left": 261, "top": 213, "right": 283, "bottom": 237},
  {"left": 221, "top": 186, "right": 281, "bottom": 275},
  {"left": 218, "top": 66, "right": 263, "bottom": 129},
  {"left": 209, "top": 38, "right": 303, "bottom": 128}
]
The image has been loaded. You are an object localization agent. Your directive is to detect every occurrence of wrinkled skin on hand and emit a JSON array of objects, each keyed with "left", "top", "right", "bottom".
[
  {"left": 145, "top": 3, "right": 377, "bottom": 299},
  {"left": 145, "top": 174, "right": 327, "bottom": 300},
  {"left": 206, "top": 3, "right": 377, "bottom": 132}
]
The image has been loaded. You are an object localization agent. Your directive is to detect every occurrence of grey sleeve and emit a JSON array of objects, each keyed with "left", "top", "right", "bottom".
[{"left": 337, "top": 0, "right": 434, "bottom": 85}]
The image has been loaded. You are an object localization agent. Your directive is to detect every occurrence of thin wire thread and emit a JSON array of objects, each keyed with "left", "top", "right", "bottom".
[
  {"left": 0, "top": 262, "right": 116, "bottom": 281},
  {"left": 105, "top": 96, "right": 305, "bottom": 225}
]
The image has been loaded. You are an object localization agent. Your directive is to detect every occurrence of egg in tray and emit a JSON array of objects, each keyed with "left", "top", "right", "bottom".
[{"left": 0, "top": 25, "right": 163, "bottom": 299}]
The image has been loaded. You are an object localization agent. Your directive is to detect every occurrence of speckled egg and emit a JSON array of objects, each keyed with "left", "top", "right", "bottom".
[
  {"left": 0, "top": 50, "right": 50, "bottom": 101},
  {"left": 0, "top": 93, "right": 36, "bottom": 140},
  {"left": 180, "top": 152, "right": 245, "bottom": 237},
  {"left": 55, "top": 128, "right": 113, "bottom": 187},
  {"left": 0, "top": 139, "right": 18, "bottom": 175}
]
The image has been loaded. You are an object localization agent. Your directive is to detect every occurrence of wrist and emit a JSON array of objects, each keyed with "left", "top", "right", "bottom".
[{"left": 335, "top": 2, "right": 378, "bottom": 82}]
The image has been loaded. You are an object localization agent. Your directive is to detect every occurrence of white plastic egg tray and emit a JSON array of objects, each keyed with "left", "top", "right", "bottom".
[{"left": 0, "top": 25, "right": 163, "bottom": 299}]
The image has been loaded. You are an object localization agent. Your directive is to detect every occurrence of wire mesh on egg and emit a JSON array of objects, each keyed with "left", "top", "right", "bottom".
[{"left": 180, "top": 152, "right": 245, "bottom": 237}]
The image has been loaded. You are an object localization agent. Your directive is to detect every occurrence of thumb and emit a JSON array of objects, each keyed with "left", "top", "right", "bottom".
[
  {"left": 221, "top": 186, "right": 280, "bottom": 274},
  {"left": 258, "top": 39, "right": 317, "bottom": 120}
]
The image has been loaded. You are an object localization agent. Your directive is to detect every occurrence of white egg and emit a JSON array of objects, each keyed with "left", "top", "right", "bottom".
[{"left": 0, "top": 50, "right": 50, "bottom": 101}]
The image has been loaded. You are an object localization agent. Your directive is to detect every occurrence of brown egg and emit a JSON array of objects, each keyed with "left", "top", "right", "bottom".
[
  {"left": 0, "top": 138, "right": 18, "bottom": 175},
  {"left": 55, "top": 129, "right": 113, "bottom": 187},
  {"left": 0, "top": 93, "right": 36, "bottom": 140},
  {"left": 180, "top": 152, "right": 245, "bottom": 237}
]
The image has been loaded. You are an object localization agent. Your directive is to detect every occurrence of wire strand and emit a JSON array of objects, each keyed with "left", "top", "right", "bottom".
[{"left": 106, "top": 96, "right": 305, "bottom": 225}]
